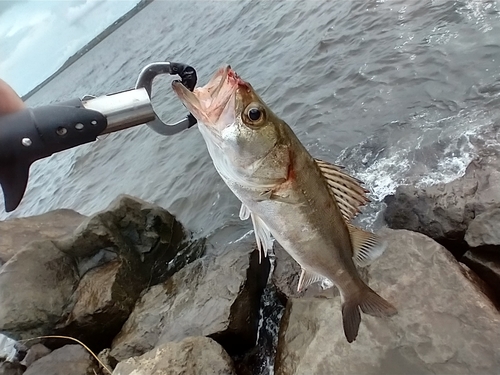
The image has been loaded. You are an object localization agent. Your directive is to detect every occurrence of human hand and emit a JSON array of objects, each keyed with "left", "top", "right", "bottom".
[{"left": 0, "top": 79, "right": 25, "bottom": 114}]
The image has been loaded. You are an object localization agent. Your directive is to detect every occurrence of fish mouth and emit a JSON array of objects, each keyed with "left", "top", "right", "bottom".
[{"left": 172, "top": 65, "right": 247, "bottom": 132}]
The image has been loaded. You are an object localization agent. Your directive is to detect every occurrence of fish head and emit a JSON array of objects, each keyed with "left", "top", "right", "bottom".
[{"left": 172, "top": 66, "right": 281, "bottom": 168}]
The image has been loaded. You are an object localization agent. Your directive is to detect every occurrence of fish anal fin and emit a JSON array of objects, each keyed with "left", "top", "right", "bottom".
[
  {"left": 348, "top": 224, "right": 387, "bottom": 267},
  {"left": 297, "top": 268, "right": 324, "bottom": 292},
  {"left": 341, "top": 288, "right": 397, "bottom": 343},
  {"left": 314, "top": 159, "right": 369, "bottom": 221}
]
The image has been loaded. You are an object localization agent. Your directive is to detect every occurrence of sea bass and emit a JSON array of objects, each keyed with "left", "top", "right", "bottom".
[{"left": 173, "top": 66, "right": 397, "bottom": 342}]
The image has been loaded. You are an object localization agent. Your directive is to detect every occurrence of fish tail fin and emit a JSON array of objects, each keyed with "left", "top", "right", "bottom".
[{"left": 341, "top": 288, "right": 397, "bottom": 343}]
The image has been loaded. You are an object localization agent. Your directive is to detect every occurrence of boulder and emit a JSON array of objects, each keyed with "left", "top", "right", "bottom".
[
  {"left": 53, "top": 195, "right": 204, "bottom": 351},
  {"left": 55, "top": 259, "right": 146, "bottom": 353},
  {"left": 464, "top": 208, "right": 500, "bottom": 248},
  {"left": 384, "top": 149, "right": 500, "bottom": 253},
  {"left": 0, "top": 195, "right": 205, "bottom": 353},
  {"left": 20, "top": 343, "right": 51, "bottom": 368},
  {"left": 0, "top": 362, "right": 24, "bottom": 375},
  {"left": 112, "top": 337, "right": 236, "bottom": 375},
  {"left": 110, "top": 238, "right": 270, "bottom": 361},
  {"left": 0, "top": 241, "right": 78, "bottom": 340},
  {"left": 275, "top": 229, "right": 500, "bottom": 375},
  {"left": 0, "top": 209, "right": 85, "bottom": 265},
  {"left": 23, "top": 345, "right": 98, "bottom": 375}
]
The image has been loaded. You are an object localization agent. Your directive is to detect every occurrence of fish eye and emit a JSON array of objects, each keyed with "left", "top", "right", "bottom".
[{"left": 248, "top": 107, "right": 262, "bottom": 121}]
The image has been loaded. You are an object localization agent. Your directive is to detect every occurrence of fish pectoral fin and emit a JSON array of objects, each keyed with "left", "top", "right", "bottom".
[
  {"left": 348, "top": 224, "right": 387, "bottom": 267},
  {"left": 314, "top": 159, "right": 370, "bottom": 221},
  {"left": 257, "top": 189, "right": 294, "bottom": 204},
  {"left": 297, "top": 268, "right": 324, "bottom": 292},
  {"left": 239, "top": 203, "right": 251, "bottom": 220},
  {"left": 250, "top": 212, "right": 274, "bottom": 263}
]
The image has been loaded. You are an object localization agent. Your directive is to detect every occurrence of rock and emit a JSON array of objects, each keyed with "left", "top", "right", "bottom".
[
  {"left": 0, "top": 194, "right": 205, "bottom": 353},
  {"left": 97, "top": 348, "right": 117, "bottom": 373},
  {"left": 53, "top": 195, "right": 205, "bottom": 352},
  {"left": 110, "top": 238, "right": 270, "bottom": 361},
  {"left": 0, "top": 362, "right": 25, "bottom": 375},
  {"left": 55, "top": 259, "right": 146, "bottom": 353},
  {"left": 23, "top": 345, "right": 98, "bottom": 375},
  {"left": 0, "top": 241, "right": 78, "bottom": 339},
  {"left": 384, "top": 149, "right": 500, "bottom": 254},
  {"left": 20, "top": 343, "right": 51, "bottom": 368},
  {"left": 0, "top": 209, "right": 85, "bottom": 265},
  {"left": 112, "top": 337, "right": 236, "bottom": 375},
  {"left": 275, "top": 229, "right": 500, "bottom": 375},
  {"left": 462, "top": 249, "right": 500, "bottom": 306},
  {"left": 54, "top": 195, "right": 206, "bottom": 285},
  {"left": 464, "top": 208, "right": 500, "bottom": 248}
]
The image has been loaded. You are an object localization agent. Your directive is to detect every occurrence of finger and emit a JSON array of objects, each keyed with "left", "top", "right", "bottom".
[{"left": 0, "top": 79, "right": 26, "bottom": 114}]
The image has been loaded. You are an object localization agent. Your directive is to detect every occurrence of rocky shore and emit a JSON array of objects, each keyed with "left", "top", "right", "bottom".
[{"left": 0, "top": 149, "right": 499, "bottom": 374}]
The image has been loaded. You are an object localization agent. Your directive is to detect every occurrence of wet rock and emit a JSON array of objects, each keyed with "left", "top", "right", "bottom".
[
  {"left": 0, "top": 194, "right": 205, "bottom": 353},
  {"left": 110, "top": 238, "right": 270, "bottom": 361},
  {"left": 464, "top": 208, "right": 500, "bottom": 248},
  {"left": 53, "top": 195, "right": 205, "bottom": 352},
  {"left": 20, "top": 343, "right": 51, "bottom": 368},
  {"left": 384, "top": 149, "right": 500, "bottom": 254},
  {"left": 0, "top": 241, "right": 78, "bottom": 339},
  {"left": 56, "top": 259, "right": 146, "bottom": 353},
  {"left": 112, "top": 337, "right": 236, "bottom": 375},
  {"left": 0, "top": 362, "right": 25, "bottom": 375},
  {"left": 275, "top": 229, "right": 500, "bottom": 375},
  {"left": 23, "top": 345, "right": 98, "bottom": 375},
  {"left": 0, "top": 209, "right": 85, "bottom": 265}
]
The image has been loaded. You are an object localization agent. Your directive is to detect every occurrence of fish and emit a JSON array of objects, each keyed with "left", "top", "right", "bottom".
[{"left": 172, "top": 66, "right": 397, "bottom": 343}]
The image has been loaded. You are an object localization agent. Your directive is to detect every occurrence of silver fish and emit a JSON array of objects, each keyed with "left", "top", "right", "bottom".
[{"left": 173, "top": 66, "right": 397, "bottom": 342}]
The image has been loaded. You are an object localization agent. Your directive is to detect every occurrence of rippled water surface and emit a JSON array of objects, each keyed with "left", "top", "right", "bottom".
[{"left": 3, "top": 0, "right": 500, "bottom": 240}]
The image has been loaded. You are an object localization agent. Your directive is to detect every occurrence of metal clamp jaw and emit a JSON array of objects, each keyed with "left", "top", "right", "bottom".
[{"left": 82, "top": 61, "right": 198, "bottom": 135}]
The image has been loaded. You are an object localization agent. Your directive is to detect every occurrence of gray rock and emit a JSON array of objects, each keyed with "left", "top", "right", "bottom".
[
  {"left": 384, "top": 149, "right": 500, "bottom": 248},
  {"left": 53, "top": 195, "right": 205, "bottom": 352},
  {"left": 0, "top": 362, "right": 25, "bottom": 375},
  {"left": 110, "top": 238, "right": 270, "bottom": 361},
  {"left": 464, "top": 208, "right": 500, "bottom": 248},
  {"left": 23, "top": 345, "right": 97, "bottom": 375},
  {"left": 112, "top": 337, "right": 236, "bottom": 375},
  {"left": 55, "top": 195, "right": 206, "bottom": 285},
  {"left": 0, "top": 241, "right": 78, "bottom": 339},
  {"left": 0, "top": 209, "right": 85, "bottom": 264},
  {"left": 56, "top": 259, "right": 146, "bottom": 352},
  {"left": 275, "top": 229, "right": 500, "bottom": 375},
  {"left": 21, "top": 343, "right": 51, "bottom": 368},
  {"left": 0, "top": 194, "right": 205, "bottom": 352}
]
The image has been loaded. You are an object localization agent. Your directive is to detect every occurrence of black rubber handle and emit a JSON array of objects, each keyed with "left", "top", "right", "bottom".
[{"left": 0, "top": 103, "right": 107, "bottom": 212}]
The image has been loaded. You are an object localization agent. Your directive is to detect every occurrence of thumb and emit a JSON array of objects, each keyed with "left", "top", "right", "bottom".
[{"left": 0, "top": 79, "right": 26, "bottom": 115}]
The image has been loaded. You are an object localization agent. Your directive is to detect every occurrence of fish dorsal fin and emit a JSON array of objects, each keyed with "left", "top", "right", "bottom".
[
  {"left": 297, "top": 268, "right": 324, "bottom": 292},
  {"left": 347, "top": 224, "right": 387, "bottom": 267},
  {"left": 314, "top": 159, "right": 370, "bottom": 221},
  {"left": 239, "top": 204, "right": 273, "bottom": 263}
]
